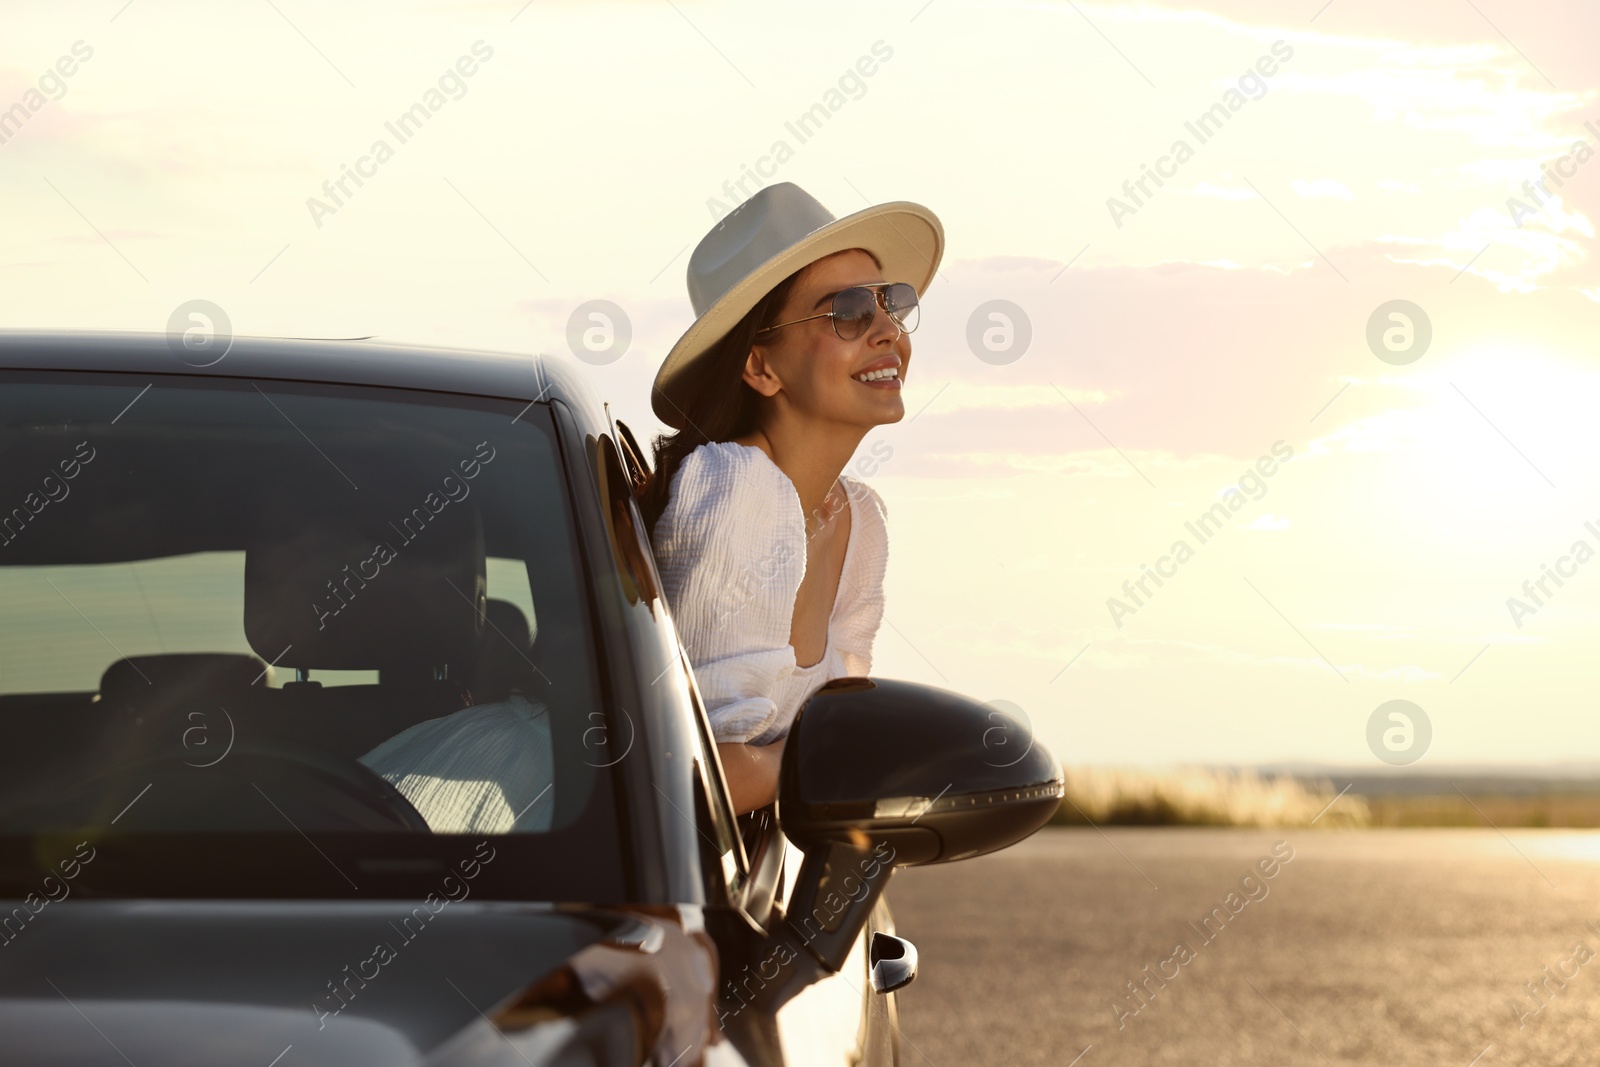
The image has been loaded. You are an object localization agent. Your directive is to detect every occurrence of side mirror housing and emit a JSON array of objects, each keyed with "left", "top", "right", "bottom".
[
  {"left": 775, "top": 677, "right": 1061, "bottom": 970},
  {"left": 778, "top": 677, "right": 1062, "bottom": 863}
]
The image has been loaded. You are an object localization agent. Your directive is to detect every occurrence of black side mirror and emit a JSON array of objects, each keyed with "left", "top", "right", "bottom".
[{"left": 775, "top": 677, "right": 1061, "bottom": 971}]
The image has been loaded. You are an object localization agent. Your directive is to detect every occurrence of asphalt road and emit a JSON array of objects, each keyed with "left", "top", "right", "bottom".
[{"left": 887, "top": 828, "right": 1600, "bottom": 1066}]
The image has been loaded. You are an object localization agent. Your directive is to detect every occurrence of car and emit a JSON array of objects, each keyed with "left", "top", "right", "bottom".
[{"left": 0, "top": 329, "right": 1063, "bottom": 1066}]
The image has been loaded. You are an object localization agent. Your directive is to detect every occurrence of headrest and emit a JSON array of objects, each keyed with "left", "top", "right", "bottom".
[
  {"left": 99, "top": 653, "right": 270, "bottom": 710},
  {"left": 244, "top": 497, "right": 486, "bottom": 673},
  {"left": 483, "top": 599, "right": 532, "bottom": 651},
  {"left": 471, "top": 599, "right": 537, "bottom": 702}
]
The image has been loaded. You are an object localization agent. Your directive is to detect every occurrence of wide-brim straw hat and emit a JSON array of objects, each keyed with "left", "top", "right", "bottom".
[{"left": 651, "top": 181, "right": 944, "bottom": 430}]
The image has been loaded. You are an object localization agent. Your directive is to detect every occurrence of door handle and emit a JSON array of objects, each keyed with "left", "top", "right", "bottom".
[{"left": 869, "top": 931, "right": 918, "bottom": 994}]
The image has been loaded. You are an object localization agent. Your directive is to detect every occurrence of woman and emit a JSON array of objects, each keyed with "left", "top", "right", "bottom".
[{"left": 639, "top": 181, "right": 944, "bottom": 816}]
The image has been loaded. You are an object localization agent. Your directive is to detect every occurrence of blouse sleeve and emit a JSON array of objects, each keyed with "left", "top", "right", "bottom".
[
  {"left": 834, "top": 476, "right": 888, "bottom": 678},
  {"left": 652, "top": 444, "right": 807, "bottom": 745}
]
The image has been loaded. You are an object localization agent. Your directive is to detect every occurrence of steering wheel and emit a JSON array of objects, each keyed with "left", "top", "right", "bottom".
[{"left": 0, "top": 739, "right": 432, "bottom": 832}]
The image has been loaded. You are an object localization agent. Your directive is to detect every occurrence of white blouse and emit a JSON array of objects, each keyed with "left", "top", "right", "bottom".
[
  {"left": 358, "top": 691, "right": 555, "bottom": 833},
  {"left": 651, "top": 441, "right": 888, "bottom": 746}
]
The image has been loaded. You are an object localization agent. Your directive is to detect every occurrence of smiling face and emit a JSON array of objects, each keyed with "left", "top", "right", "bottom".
[{"left": 741, "top": 248, "right": 913, "bottom": 431}]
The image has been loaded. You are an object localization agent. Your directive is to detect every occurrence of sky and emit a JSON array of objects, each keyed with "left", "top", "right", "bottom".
[{"left": 4, "top": 0, "right": 1600, "bottom": 768}]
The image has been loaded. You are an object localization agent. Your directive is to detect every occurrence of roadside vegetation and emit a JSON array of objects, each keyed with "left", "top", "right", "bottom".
[
  {"left": 1051, "top": 766, "right": 1369, "bottom": 828},
  {"left": 1051, "top": 767, "right": 1600, "bottom": 827}
]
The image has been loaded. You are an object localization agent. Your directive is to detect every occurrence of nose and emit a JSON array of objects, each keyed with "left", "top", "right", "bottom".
[{"left": 865, "top": 292, "right": 903, "bottom": 343}]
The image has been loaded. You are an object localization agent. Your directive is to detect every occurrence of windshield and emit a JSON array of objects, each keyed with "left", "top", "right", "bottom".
[{"left": 0, "top": 369, "right": 625, "bottom": 901}]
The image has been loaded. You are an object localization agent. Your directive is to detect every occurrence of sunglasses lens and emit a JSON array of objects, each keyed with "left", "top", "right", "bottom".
[
  {"left": 831, "top": 284, "right": 922, "bottom": 340},
  {"left": 832, "top": 287, "right": 881, "bottom": 341},
  {"left": 884, "top": 282, "right": 920, "bottom": 333}
]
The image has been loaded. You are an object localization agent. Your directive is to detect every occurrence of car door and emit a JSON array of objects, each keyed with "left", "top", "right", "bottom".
[
  {"left": 676, "top": 670, "right": 897, "bottom": 1067},
  {"left": 612, "top": 419, "right": 900, "bottom": 1067},
  {"left": 763, "top": 817, "right": 899, "bottom": 1066}
]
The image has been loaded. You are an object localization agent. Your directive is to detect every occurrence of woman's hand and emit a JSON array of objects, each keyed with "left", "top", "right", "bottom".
[{"left": 716, "top": 737, "right": 787, "bottom": 815}]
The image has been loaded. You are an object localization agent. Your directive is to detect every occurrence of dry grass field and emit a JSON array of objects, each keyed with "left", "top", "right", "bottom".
[{"left": 1050, "top": 766, "right": 1600, "bottom": 829}]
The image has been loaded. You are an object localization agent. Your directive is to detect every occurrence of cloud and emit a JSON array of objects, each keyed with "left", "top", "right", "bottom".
[
  {"left": 917, "top": 381, "right": 1111, "bottom": 415},
  {"left": 1292, "top": 178, "right": 1354, "bottom": 201},
  {"left": 1186, "top": 181, "right": 1255, "bottom": 201},
  {"left": 929, "top": 616, "right": 1088, "bottom": 663},
  {"left": 1076, "top": 635, "right": 1442, "bottom": 682}
]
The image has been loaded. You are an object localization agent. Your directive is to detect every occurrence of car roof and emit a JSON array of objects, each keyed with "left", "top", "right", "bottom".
[{"left": 0, "top": 329, "right": 610, "bottom": 419}]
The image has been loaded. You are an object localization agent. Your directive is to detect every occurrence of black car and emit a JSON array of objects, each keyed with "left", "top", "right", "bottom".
[{"left": 0, "top": 330, "right": 1062, "bottom": 1066}]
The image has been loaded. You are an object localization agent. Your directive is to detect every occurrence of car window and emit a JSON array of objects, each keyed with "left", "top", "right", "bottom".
[
  {"left": 0, "top": 552, "right": 537, "bottom": 695},
  {"left": 0, "top": 369, "right": 624, "bottom": 901}
]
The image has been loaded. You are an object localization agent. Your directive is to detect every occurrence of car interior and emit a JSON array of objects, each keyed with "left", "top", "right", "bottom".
[{"left": 0, "top": 372, "right": 606, "bottom": 838}]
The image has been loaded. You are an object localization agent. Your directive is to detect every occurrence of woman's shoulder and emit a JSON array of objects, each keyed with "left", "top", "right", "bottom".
[
  {"left": 662, "top": 441, "right": 795, "bottom": 522},
  {"left": 835, "top": 473, "right": 888, "bottom": 592},
  {"left": 654, "top": 440, "right": 804, "bottom": 566},
  {"left": 681, "top": 439, "right": 784, "bottom": 485},
  {"left": 840, "top": 473, "right": 888, "bottom": 550},
  {"left": 653, "top": 441, "right": 808, "bottom": 641},
  {"left": 831, "top": 474, "right": 889, "bottom": 672},
  {"left": 840, "top": 472, "right": 887, "bottom": 521}
]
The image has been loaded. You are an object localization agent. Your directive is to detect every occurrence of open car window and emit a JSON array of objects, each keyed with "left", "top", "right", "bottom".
[{"left": 0, "top": 369, "right": 625, "bottom": 901}]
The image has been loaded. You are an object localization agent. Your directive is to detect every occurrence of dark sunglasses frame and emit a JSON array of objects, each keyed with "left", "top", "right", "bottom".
[{"left": 756, "top": 282, "right": 920, "bottom": 342}]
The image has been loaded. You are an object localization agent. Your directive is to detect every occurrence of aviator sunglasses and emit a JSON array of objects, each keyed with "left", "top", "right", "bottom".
[{"left": 756, "top": 281, "right": 920, "bottom": 342}]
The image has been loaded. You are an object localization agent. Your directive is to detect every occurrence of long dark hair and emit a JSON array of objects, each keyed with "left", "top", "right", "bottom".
[{"left": 639, "top": 267, "right": 806, "bottom": 543}]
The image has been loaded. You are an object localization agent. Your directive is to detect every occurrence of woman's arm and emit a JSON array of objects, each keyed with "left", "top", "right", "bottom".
[{"left": 716, "top": 737, "right": 787, "bottom": 815}]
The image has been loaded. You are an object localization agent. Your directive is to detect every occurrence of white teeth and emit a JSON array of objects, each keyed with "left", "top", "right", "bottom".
[{"left": 853, "top": 367, "right": 900, "bottom": 383}]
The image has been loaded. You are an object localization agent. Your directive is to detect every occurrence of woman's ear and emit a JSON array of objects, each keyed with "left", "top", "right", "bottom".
[{"left": 742, "top": 345, "right": 783, "bottom": 399}]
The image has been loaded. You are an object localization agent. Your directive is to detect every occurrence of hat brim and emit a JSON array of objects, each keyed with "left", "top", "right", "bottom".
[{"left": 651, "top": 200, "right": 944, "bottom": 431}]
